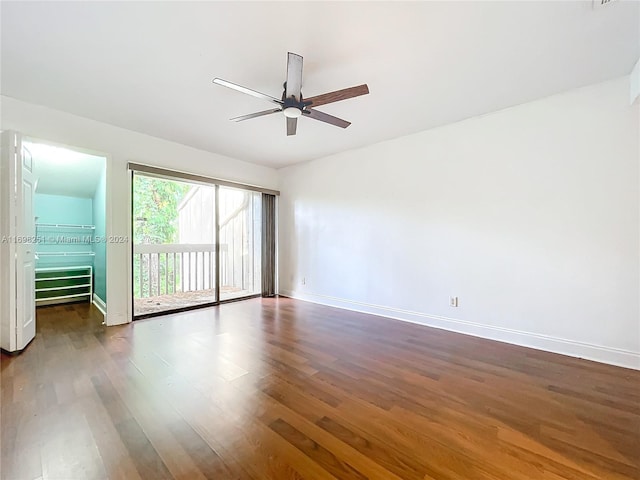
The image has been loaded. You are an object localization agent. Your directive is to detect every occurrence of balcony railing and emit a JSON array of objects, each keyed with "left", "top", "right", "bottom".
[
  {"left": 134, "top": 243, "right": 217, "bottom": 298},
  {"left": 133, "top": 241, "right": 260, "bottom": 307}
]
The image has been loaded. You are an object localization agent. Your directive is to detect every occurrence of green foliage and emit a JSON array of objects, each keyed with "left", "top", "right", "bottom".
[
  {"left": 133, "top": 175, "right": 191, "bottom": 244},
  {"left": 133, "top": 175, "right": 190, "bottom": 299}
]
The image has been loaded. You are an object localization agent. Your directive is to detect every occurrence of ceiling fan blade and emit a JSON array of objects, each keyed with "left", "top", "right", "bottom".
[
  {"left": 303, "top": 109, "right": 351, "bottom": 129},
  {"left": 213, "top": 78, "right": 283, "bottom": 105},
  {"left": 304, "top": 84, "right": 369, "bottom": 108},
  {"left": 230, "top": 108, "right": 281, "bottom": 122},
  {"left": 286, "top": 117, "right": 297, "bottom": 136},
  {"left": 286, "top": 52, "right": 303, "bottom": 101}
]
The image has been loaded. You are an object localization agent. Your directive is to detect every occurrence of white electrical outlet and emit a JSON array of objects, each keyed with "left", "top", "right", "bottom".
[
  {"left": 449, "top": 296, "right": 459, "bottom": 307},
  {"left": 302, "top": 277, "right": 306, "bottom": 285}
]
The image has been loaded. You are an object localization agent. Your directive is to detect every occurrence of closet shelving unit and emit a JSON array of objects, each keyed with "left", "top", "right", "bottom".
[
  {"left": 35, "top": 266, "right": 93, "bottom": 304},
  {"left": 35, "top": 223, "right": 95, "bottom": 305}
]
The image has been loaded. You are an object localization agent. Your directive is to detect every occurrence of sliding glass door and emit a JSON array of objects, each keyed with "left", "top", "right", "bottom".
[
  {"left": 219, "top": 187, "right": 262, "bottom": 301},
  {"left": 132, "top": 171, "right": 267, "bottom": 318},
  {"left": 133, "top": 173, "right": 217, "bottom": 317}
]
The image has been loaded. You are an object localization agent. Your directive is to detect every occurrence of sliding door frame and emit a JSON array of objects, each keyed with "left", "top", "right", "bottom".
[
  {"left": 127, "top": 162, "right": 279, "bottom": 196},
  {"left": 129, "top": 163, "right": 278, "bottom": 320},
  {"left": 214, "top": 184, "right": 220, "bottom": 307}
]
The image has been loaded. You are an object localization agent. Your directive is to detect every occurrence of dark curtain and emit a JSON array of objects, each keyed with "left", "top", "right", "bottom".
[{"left": 261, "top": 194, "right": 276, "bottom": 297}]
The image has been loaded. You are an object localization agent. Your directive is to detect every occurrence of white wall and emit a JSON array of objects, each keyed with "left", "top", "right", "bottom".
[
  {"left": 278, "top": 76, "right": 640, "bottom": 369},
  {"left": 1, "top": 95, "right": 278, "bottom": 326}
]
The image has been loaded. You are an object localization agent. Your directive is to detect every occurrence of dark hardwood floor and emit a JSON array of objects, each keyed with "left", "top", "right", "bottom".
[{"left": 1, "top": 298, "right": 639, "bottom": 480}]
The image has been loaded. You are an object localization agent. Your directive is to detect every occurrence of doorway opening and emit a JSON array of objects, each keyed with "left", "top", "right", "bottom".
[
  {"left": 132, "top": 171, "right": 265, "bottom": 318},
  {"left": 26, "top": 139, "right": 108, "bottom": 327}
]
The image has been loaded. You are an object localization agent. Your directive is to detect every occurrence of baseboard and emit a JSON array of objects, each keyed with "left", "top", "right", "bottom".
[
  {"left": 36, "top": 297, "right": 90, "bottom": 307},
  {"left": 279, "top": 289, "right": 640, "bottom": 371},
  {"left": 92, "top": 294, "right": 107, "bottom": 316}
]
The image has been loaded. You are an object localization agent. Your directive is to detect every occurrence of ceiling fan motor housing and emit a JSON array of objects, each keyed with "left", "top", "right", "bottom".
[{"left": 282, "top": 96, "right": 304, "bottom": 117}]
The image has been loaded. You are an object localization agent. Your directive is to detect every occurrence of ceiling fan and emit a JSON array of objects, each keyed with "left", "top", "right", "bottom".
[{"left": 212, "top": 52, "right": 369, "bottom": 136}]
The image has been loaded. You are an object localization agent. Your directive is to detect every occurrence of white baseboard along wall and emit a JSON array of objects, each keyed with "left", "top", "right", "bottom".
[{"left": 280, "top": 289, "right": 640, "bottom": 370}]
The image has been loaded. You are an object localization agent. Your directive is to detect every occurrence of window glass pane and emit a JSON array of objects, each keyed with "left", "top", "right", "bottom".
[{"left": 219, "top": 187, "right": 262, "bottom": 301}]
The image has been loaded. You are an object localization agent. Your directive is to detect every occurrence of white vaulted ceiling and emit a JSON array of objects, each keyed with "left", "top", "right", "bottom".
[{"left": 2, "top": 1, "right": 638, "bottom": 168}]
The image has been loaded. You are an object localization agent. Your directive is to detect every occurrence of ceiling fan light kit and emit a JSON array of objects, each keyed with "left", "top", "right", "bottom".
[
  {"left": 283, "top": 107, "right": 302, "bottom": 119},
  {"left": 213, "top": 52, "right": 369, "bottom": 136}
]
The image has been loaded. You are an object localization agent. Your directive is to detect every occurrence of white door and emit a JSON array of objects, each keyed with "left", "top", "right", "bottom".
[
  {"left": 16, "top": 138, "right": 36, "bottom": 349},
  {"left": 0, "top": 131, "right": 36, "bottom": 352}
]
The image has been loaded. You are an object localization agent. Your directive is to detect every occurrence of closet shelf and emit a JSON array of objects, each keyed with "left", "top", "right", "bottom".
[
  {"left": 35, "top": 292, "right": 91, "bottom": 303},
  {"left": 36, "top": 223, "right": 95, "bottom": 230},
  {"left": 36, "top": 283, "right": 91, "bottom": 293},
  {"left": 36, "top": 252, "right": 95, "bottom": 257},
  {"left": 36, "top": 274, "right": 91, "bottom": 281}
]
